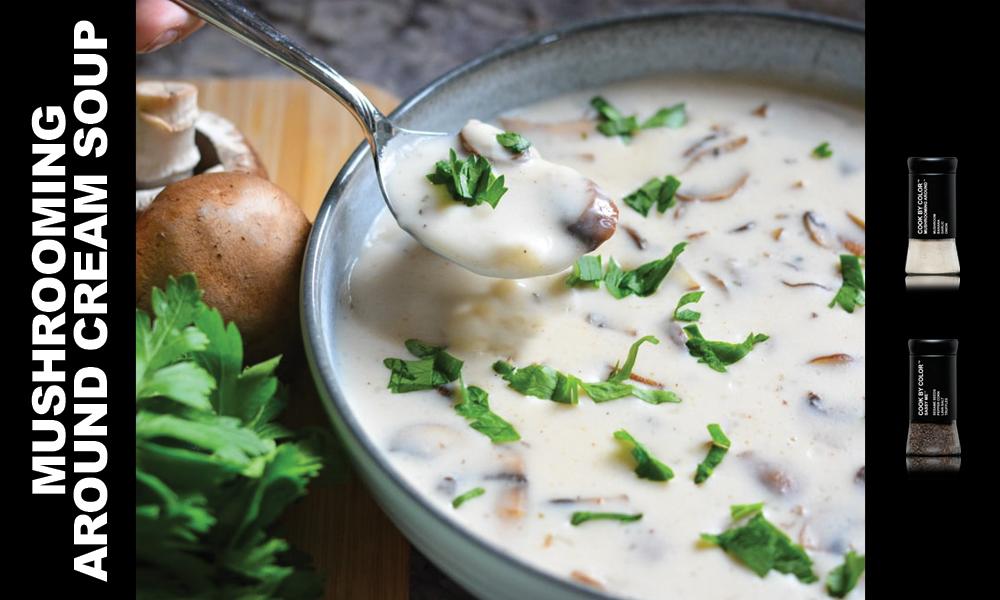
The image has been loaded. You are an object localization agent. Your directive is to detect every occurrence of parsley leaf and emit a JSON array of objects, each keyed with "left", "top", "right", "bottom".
[
  {"left": 571, "top": 511, "right": 643, "bottom": 526},
  {"left": 496, "top": 131, "right": 531, "bottom": 153},
  {"left": 641, "top": 103, "right": 687, "bottom": 129},
  {"left": 826, "top": 550, "right": 866, "bottom": 598},
  {"left": 136, "top": 274, "right": 327, "bottom": 599},
  {"left": 453, "top": 382, "right": 521, "bottom": 443},
  {"left": 623, "top": 175, "right": 682, "bottom": 217},
  {"left": 426, "top": 148, "right": 508, "bottom": 208},
  {"left": 597, "top": 335, "right": 680, "bottom": 404},
  {"left": 673, "top": 290, "right": 705, "bottom": 322},
  {"left": 491, "top": 361, "right": 563, "bottom": 401},
  {"left": 452, "top": 487, "right": 486, "bottom": 509},
  {"left": 591, "top": 96, "right": 687, "bottom": 139},
  {"left": 494, "top": 336, "right": 679, "bottom": 406},
  {"left": 829, "top": 254, "right": 866, "bottom": 313},
  {"left": 694, "top": 423, "right": 731, "bottom": 483},
  {"left": 591, "top": 96, "right": 640, "bottom": 138},
  {"left": 579, "top": 380, "right": 635, "bottom": 402},
  {"left": 568, "top": 243, "right": 687, "bottom": 299},
  {"left": 701, "top": 509, "right": 818, "bottom": 583},
  {"left": 608, "top": 335, "right": 660, "bottom": 381},
  {"left": 404, "top": 338, "right": 446, "bottom": 358},
  {"left": 136, "top": 360, "right": 216, "bottom": 412},
  {"left": 382, "top": 357, "right": 449, "bottom": 393},
  {"left": 730, "top": 502, "right": 765, "bottom": 520},
  {"left": 628, "top": 386, "right": 682, "bottom": 404},
  {"left": 384, "top": 341, "right": 518, "bottom": 443},
  {"left": 564, "top": 255, "right": 603, "bottom": 288},
  {"left": 135, "top": 275, "right": 213, "bottom": 410},
  {"left": 683, "top": 325, "right": 769, "bottom": 373},
  {"left": 614, "top": 429, "right": 674, "bottom": 481},
  {"left": 812, "top": 141, "right": 833, "bottom": 158},
  {"left": 609, "top": 335, "right": 658, "bottom": 383},
  {"left": 383, "top": 339, "right": 463, "bottom": 393},
  {"left": 605, "top": 243, "right": 687, "bottom": 298}
]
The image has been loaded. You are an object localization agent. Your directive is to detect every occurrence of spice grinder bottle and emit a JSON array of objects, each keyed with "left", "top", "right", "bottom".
[
  {"left": 906, "top": 339, "right": 960, "bottom": 471},
  {"left": 905, "top": 157, "right": 960, "bottom": 275}
]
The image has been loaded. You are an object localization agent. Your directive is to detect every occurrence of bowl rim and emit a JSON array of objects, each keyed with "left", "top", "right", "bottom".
[{"left": 302, "top": 7, "right": 863, "bottom": 599}]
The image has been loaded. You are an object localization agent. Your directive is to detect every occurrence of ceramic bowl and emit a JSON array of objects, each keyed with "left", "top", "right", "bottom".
[{"left": 302, "top": 9, "right": 863, "bottom": 599}]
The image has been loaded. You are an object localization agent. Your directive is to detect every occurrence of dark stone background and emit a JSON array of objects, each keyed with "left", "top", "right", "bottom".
[
  {"left": 138, "top": 1, "right": 864, "bottom": 597},
  {"left": 138, "top": 0, "right": 864, "bottom": 97}
]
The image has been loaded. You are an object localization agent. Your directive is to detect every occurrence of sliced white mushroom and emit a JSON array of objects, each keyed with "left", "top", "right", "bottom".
[
  {"left": 488, "top": 451, "right": 528, "bottom": 520},
  {"left": 568, "top": 183, "right": 619, "bottom": 251}
]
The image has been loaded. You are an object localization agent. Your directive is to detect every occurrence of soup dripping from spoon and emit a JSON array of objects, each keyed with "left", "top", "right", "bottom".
[{"left": 175, "top": 0, "right": 618, "bottom": 278}]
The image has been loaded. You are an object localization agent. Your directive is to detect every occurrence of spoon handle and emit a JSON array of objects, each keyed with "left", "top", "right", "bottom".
[{"left": 175, "top": 0, "right": 388, "bottom": 152}]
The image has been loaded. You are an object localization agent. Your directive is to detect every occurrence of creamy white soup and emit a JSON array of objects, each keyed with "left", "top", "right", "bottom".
[
  {"left": 337, "top": 76, "right": 865, "bottom": 599},
  {"left": 384, "top": 119, "right": 618, "bottom": 278}
]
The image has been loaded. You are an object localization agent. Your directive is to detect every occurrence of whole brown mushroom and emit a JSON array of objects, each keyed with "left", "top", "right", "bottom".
[{"left": 136, "top": 172, "right": 310, "bottom": 361}]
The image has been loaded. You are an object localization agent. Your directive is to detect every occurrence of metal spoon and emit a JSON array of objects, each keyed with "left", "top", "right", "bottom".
[
  {"left": 174, "top": 0, "right": 437, "bottom": 224},
  {"left": 174, "top": 0, "right": 618, "bottom": 279}
]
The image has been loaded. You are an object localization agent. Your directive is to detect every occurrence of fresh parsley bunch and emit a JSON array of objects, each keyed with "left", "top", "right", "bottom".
[{"left": 136, "top": 274, "right": 326, "bottom": 599}]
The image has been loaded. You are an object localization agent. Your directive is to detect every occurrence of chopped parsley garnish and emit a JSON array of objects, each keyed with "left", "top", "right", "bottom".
[
  {"left": 673, "top": 290, "right": 704, "bottom": 322},
  {"left": 605, "top": 242, "right": 687, "bottom": 298},
  {"left": 454, "top": 381, "right": 520, "bottom": 443},
  {"left": 426, "top": 148, "right": 508, "bottom": 208},
  {"left": 623, "top": 175, "right": 682, "bottom": 216},
  {"left": 496, "top": 131, "right": 531, "bottom": 153},
  {"left": 567, "top": 242, "right": 687, "bottom": 299},
  {"left": 590, "top": 96, "right": 639, "bottom": 138},
  {"left": 564, "top": 255, "right": 603, "bottom": 287},
  {"left": 384, "top": 341, "right": 519, "bottom": 443},
  {"left": 590, "top": 96, "right": 687, "bottom": 139},
  {"left": 829, "top": 254, "right": 865, "bottom": 313},
  {"left": 571, "top": 511, "right": 643, "bottom": 526},
  {"left": 452, "top": 486, "right": 486, "bottom": 509},
  {"left": 492, "top": 361, "right": 577, "bottom": 404},
  {"left": 826, "top": 550, "right": 866, "bottom": 598},
  {"left": 694, "top": 423, "right": 731, "bottom": 483},
  {"left": 608, "top": 335, "right": 655, "bottom": 383},
  {"left": 641, "top": 103, "right": 688, "bottom": 129},
  {"left": 493, "top": 336, "right": 680, "bottom": 406},
  {"left": 614, "top": 429, "right": 674, "bottom": 481},
  {"left": 578, "top": 380, "right": 637, "bottom": 402},
  {"left": 701, "top": 505, "right": 818, "bottom": 583},
  {"left": 383, "top": 339, "right": 463, "bottom": 393},
  {"left": 683, "top": 325, "right": 769, "bottom": 373},
  {"left": 812, "top": 141, "right": 833, "bottom": 158},
  {"left": 729, "top": 502, "right": 764, "bottom": 520}
]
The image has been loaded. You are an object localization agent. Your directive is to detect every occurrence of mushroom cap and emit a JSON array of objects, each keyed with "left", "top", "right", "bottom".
[
  {"left": 194, "top": 111, "right": 268, "bottom": 179},
  {"left": 136, "top": 109, "right": 269, "bottom": 213},
  {"left": 136, "top": 172, "right": 310, "bottom": 360}
]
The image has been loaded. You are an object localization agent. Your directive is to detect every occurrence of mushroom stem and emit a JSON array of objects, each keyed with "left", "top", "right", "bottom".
[{"left": 136, "top": 81, "right": 200, "bottom": 190}]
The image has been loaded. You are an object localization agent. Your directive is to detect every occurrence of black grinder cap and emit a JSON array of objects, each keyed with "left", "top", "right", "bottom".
[
  {"left": 908, "top": 157, "right": 958, "bottom": 174},
  {"left": 909, "top": 339, "right": 959, "bottom": 355}
]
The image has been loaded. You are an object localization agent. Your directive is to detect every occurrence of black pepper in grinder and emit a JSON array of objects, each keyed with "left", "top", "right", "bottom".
[{"left": 906, "top": 339, "right": 960, "bottom": 472}]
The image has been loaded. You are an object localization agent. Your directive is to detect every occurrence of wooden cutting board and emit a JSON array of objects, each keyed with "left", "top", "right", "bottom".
[{"left": 191, "top": 78, "right": 410, "bottom": 600}]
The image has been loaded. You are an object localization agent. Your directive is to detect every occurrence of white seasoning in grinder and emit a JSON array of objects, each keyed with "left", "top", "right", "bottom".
[{"left": 905, "top": 157, "right": 960, "bottom": 275}]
